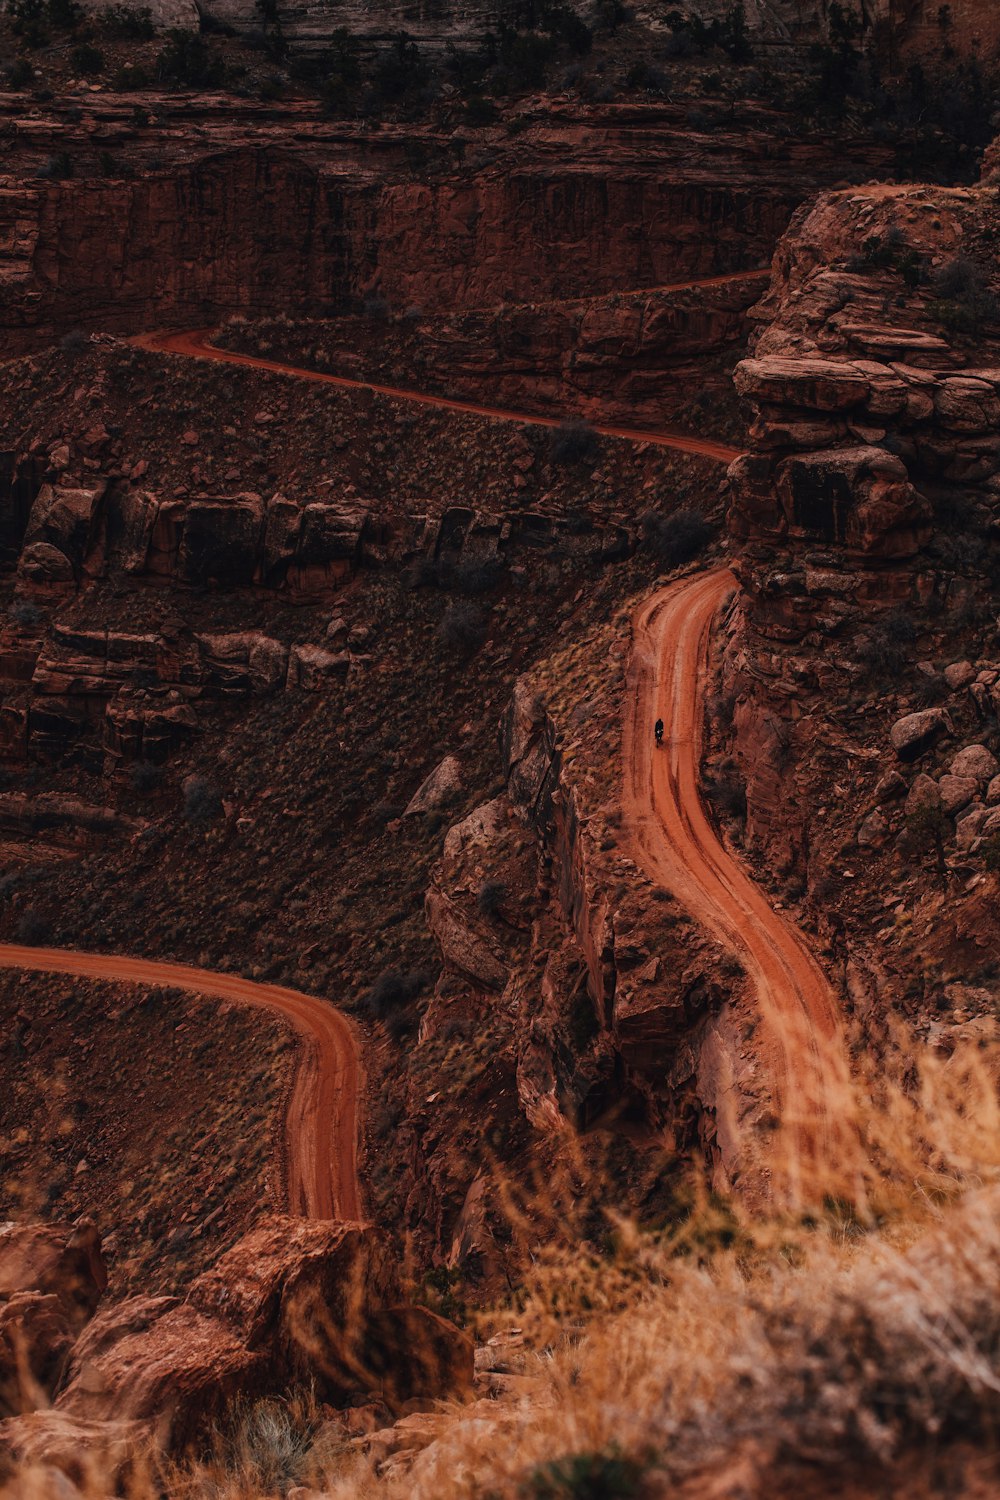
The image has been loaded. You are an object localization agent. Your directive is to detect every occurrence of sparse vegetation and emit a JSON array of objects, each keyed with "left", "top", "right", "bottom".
[
  {"left": 437, "top": 600, "right": 488, "bottom": 651},
  {"left": 183, "top": 776, "right": 223, "bottom": 824},
  {"left": 549, "top": 419, "right": 600, "bottom": 467},
  {"left": 641, "top": 507, "right": 715, "bottom": 568}
]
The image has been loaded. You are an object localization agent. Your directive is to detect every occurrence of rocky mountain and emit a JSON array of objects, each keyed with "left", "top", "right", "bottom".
[{"left": 0, "top": 3, "right": 999, "bottom": 1493}]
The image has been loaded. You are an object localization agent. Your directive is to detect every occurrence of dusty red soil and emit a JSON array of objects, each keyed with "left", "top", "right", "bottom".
[
  {"left": 0, "top": 969, "right": 293, "bottom": 1295},
  {"left": 0, "top": 947, "right": 361, "bottom": 1223}
]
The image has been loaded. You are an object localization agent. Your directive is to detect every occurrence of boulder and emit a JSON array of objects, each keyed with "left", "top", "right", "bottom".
[
  {"left": 937, "top": 774, "right": 977, "bottom": 816},
  {"left": 986, "top": 775, "right": 1000, "bottom": 807},
  {"left": 17, "top": 542, "right": 75, "bottom": 586},
  {"left": 955, "top": 805, "right": 992, "bottom": 852},
  {"left": 425, "top": 888, "right": 509, "bottom": 990},
  {"left": 0, "top": 1410, "right": 149, "bottom": 1490},
  {"left": 856, "top": 809, "right": 889, "bottom": 847},
  {"left": 949, "top": 744, "right": 999, "bottom": 785},
  {"left": 501, "top": 677, "right": 557, "bottom": 815},
  {"left": 23, "top": 484, "right": 105, "bottom": 578},
  {"left": 0, "top": 1221, "right": 106, "bottom": 1326},
  {"left": 1, "top": 1294, "right": 77, "bottom": 1415},
  {"left": 904, "top": 774, "right": 941, "bottom": 816},
  {"left": 944, "top": 660, "right": 976, "bottom": 691},
  {"left": 59, "top": 1300, "right": 266, "bottom": 1447},
  {"left": 890, "top": 708, "right": 952, "bottom": 761},
  {"left": 404, "top": 756, "right": 463, "bottom": 817},
  {"left": 59, "top": 1218, "right": 402, "bottom": 1451},
  {"left": 287, "top": 645, "right": 351, "bottom": 690},
  {"left": 443, "top": 796, "right": 511, "bottom": 860}
]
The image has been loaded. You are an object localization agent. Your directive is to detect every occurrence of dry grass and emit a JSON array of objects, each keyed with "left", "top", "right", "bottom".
[{"left": 5, "top": 1028, "right": 1000, "bottom": 1499}]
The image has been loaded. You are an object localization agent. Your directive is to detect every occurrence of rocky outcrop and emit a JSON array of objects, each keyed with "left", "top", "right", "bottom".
[
  {"left": 724, "top": 179, "right": 1000, "bottom": 855},
  {"left": 225, "top": 273, "right": 766, "bottom": 429},
  {"left": 0, "top": 1220, "right": 106, "bottom": 1416},
  {"left": 1, "top": 1214, "right": 472, "bottom": 1468}
]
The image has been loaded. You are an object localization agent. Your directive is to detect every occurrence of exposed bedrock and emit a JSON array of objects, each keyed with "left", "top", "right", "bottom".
[
  {"left": 423, "top": 678, "right": 728, "bottom": 1150},
  {"left": 63, "top": 0, "right": 1000, "bottom": 58}
]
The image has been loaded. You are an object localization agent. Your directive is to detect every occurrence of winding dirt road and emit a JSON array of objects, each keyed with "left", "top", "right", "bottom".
[
  {"left": 0, "top": 945, "right": 361, "bottom": 1222},
  {"left": 132, "top": 328, "right": 741, "bottom": 466},
  {"left": 623, "top": 570, "right": 860, "bottom": 1205},
  {"left": 9, "top": 271, "right": 858, "bottom": 1217}
]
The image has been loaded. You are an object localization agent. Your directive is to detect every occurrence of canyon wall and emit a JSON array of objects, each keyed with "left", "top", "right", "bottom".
[
  {"left": 0, "top": 103, "right": 890, "bottom": 351},
  {"left": 61, "top": 0, "right": 1000, "bottom": 59}
]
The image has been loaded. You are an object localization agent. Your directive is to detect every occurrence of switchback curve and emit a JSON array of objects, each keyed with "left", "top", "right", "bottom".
[
  {"left": 622, "top": 570, "right": 861, "bottom": 1205},
  {"left": 0, "top": 945, "right": 361, "bottom": 1222}
]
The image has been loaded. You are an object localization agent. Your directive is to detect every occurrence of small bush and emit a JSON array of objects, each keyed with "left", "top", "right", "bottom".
[
  {"left": 928, "top": 256, "right": 1000, "bottom": 335},
  {"left": 477, "top": 879, "right": 507, "bottom": 918},
  {"left": 363, "top": 294, "right": 390, "bottom": 320},
  {"left": 39, "top": 152, "right": 73, "bottom": 181},
  {"left": 642, "top": 508, "right": 715, "bottom": 568},
  {"left": 220, "top": 1396, "right": 317, "bottom": 1493},
  {"left": 183, "top": 776, "right": 222, "bottom": 824},
  {"left": 16, "top": 907, "right": 51, "bottom": 945},
  {"left": 48, "top": 0, "right": 82, "bottom": 27},
  {"left": 100, "top": 3, "right": 154, "bottom": 38},
  {"left": 59, "top": 328, "right": 88, "bottom": 354},
  {"left": 452, "top": 558, "right": 503, "bottom": 595},
  {"left": 71, "top": 42, "right": 105, "bottom": 74},
  {"left": 157, "top": 29, "right": 228, "bottom": 88},
  {"left": 549, "top": 419, "right": 600, "bottom": 466},
  {"left": 437, "top": 600, "right": 488, "bottom": 651},
  {"left": 8, "top": 599, "right": 42, "bottom": 628},
  {"left": 704, "top": 768, "right": 747, "bottom": 821},
  {"left": 464, "top": 94, "right": 499, "bottom": 126},
  {"left": 114, "top": 62, "right": 152, "bottom": 87},
  {"left": 524, "top": 1446, "right": 647, "bottom": 1499},
  {"left": 9, "top": 0, "right": 49, "bottom": 48},
  {"left": 130, "top": 762, "right": 164, "bottom": 795},
  {"left": 6, "top": 57, "right": 35, "bottom": 87},
  {"left": 361, "top": 966, "right": 431, "bottom": 1020},
  {"left": 858, "top": 608, "right": 916, "bottom": 679}
]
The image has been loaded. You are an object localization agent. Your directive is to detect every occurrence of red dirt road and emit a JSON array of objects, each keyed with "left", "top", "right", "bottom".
[
  {"left": 0, "top": 945, "right": 361, "bottom": 1222},
  {"left": 623, "top": 570, "right": 860, "bottom": 1204},
  {"left": 131, "top": 328, "right": 741, "bottom": 466}
]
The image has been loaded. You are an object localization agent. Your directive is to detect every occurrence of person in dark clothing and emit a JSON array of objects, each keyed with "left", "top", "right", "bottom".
[{"left": 654, "top": 718, "right": 664, "bottom": 746}]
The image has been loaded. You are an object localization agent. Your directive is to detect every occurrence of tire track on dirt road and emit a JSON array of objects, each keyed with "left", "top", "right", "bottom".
[{"left": 622, "top": 569, "right": 860, "bottom": 1205}]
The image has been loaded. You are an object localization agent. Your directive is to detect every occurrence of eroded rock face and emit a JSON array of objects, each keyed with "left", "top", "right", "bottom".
[
  {"left": 40, "top": 1214, "right": 472, "bottom": 1460},
  {"left": 723, "top": 177, "right": 1000, "bottom": 856},
  {"left": 0, "top": 108, "right": 891, "bottom": 352},
  {"left": 0, "top": 1220, "right": 107, "bottom": 1416}
]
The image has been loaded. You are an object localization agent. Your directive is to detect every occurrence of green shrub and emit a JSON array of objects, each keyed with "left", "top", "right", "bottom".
[
  {"left": 100, "top": 3, "right": 154, "bottom": 38},
  {"left": 71, "top": 42, "right": 106, "bottom": 75},
  {"left": 6, "top": 57, "right": 35, "bottom": 87},
  {"left": 156, "top": 28, "right": 228, "bottom": 88},
  {"left": 524, "top": 1446, "right": 647, "bottom": 1499},
  {"left": 548, "top": 419, "right": 599, "bottom": 466},
  {"left": 642, "top": 507, "right": 715, "bottom": 567}
]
